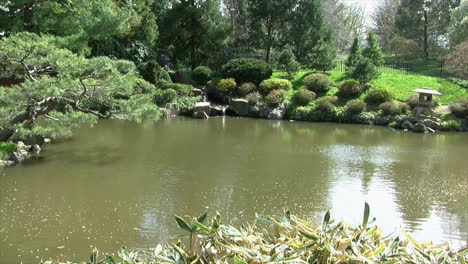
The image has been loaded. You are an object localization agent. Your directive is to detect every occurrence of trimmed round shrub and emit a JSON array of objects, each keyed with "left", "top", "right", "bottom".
[
  {"left": 350, "top": 58, "right": 380, "bottom": 83},
  {"left": 345, "top": 99, "right": 367, "bottom": 114},
  {"left": 449, "top": 97, "right": 468, "bottom": 118},
  {"left": 338, "top": 80, "right": 363, "bottom": 98},
  {"left": 221, "top": 58, "right": 273, "bottom": 84},
  {"left": 153, "top": 88, "right": 177, "bottom": 106},
  {"left": 137, "top": 61, "right": 172, "bottom": 85},
  {"left": 315, "top": 96, "right": 338, "bottom": 113},
  {"left": 192, "top": 66, "right": 213, "bottom": 85},
  {"left": 379, "top": 100, "right": 410, "bottom": 116},
  {"left": 292, "top": 89, "right": 316, "bottom": 106},
  {"left": 216, "top": 78, "right": 237, "bottom": 95},
  {"left": 259, "top": 78, "right": 293, "bottom": 95},
  {"left": 303, "top": 73, "right": 333, "bottom": 93},
  {"left": 238, "top": 82, "right": 257, "bottom": 96},
  {"left": 245, "top": 91, "right": 262, "bottom": 105},
  {"left": 159, "top": 81, "right": 192, "bottom": 96},
  {"left": 265, "top": 89, "right": 287, "bottom": 107},
  {"left": 364, "top": 88, "right": 394, "bottom": 104}
]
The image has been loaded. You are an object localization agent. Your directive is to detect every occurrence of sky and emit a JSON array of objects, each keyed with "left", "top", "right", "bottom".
[{"left": 343, "top": 0, "right": 379, "bottom": 26}]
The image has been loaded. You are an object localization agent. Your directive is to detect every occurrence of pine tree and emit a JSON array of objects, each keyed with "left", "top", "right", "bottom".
[
  {"left": 306, "top": 38, "right": 337, "bottom": 72},
  {"left": 278, "top": 46, "right": 301, "bottom": 78},
  {"left": 362, "top": 33, "right": 384, "bottom": 67},
  {"left": 345, "top": 38, "right": 361, "bottom": 70}
]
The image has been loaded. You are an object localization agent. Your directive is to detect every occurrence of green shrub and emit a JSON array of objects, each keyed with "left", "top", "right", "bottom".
[
  {"left": 0, "top": 142, "right": 16, "bottom": 159},
  {"left": 159, "top": 81, "right": 192, "bottom": 96},
  {"left": 440, "top": 120, "right": 462, "bottom": 131},
  {"left": 303, "top": 73, "right": 333, "bottom": 93},
  {"left": 351, "top": 58, "right": 380, "bottom": 83},
  {"left": 449, "top": 97, "right": 468, "bottom": 118},
  {"left": 245, "top": 91, "right": 262, "bottom": 105},
  {"left": 137, "top": 61, "right": 172, "bottom": 85},
  {"left": 338, "top": 80, "right": 363, "bottom": 98},
  {"left": 153, "top": 89, "right": 177, "bottom": 106},
  {"left": 176, "top": 96, "right": 203, "bottom": 115},
  {"left": 292, "top": 89, "right": 316, "bottom": 106},
  {"left": 238, "top": 82, "right": 257, "bottom": 96},
  {"left": 379, "top": 100, "right": 410, "bottom": 116},
  {"left": 345, "top": 99, "right": 367, "bottom": 114},
  {"left": 216, "top": 78, "right": 237, "bottom": 95},
  {"left": 265, "top": 89, "right": 286, "bottom": 107},
  {"left": 221, "top": 58, "right": 272, "bottom": 84},
  {"left": 447, "top": 77, "right": 468, "bottom": 89},
  {"left": 259, "top": 78, "right": 292, "bottom": 95},
  {"left": 314, "top": 96, "right": 338, "bottom": 116},
  {"left": 406, "top": 95, "right": 440, "bottom": 109},
  {"left": 192, "top": 66, "right": 213, "bottom": 85},
  {"left": 365, "top": 88, "right": 394, "bottom": 104}
]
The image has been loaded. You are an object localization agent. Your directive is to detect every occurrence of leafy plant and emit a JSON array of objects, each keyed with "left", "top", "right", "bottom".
[
  {"left": 153, "top": 89, "right": 177, "bottom": 106},
  {"left": 345, "top": 99, "right": 367, "bottom": 114},
  {"left": 292, "top": 89, "right": 316, "bottom": 106},
  {"left": 338, "top": 80, "right": 363, "bottom": 98},
  {"left": 365, "top": 88, "right": 395, "bottom": 104},
  {"left": 351, "top": 58, "right": 381, "bottom": 84},
  {"left": 440, "top": 120, "right": 462, "bottom": 131},
  {"left": 245, "top": 91, "right": 262, "bottom": 106},
  {"left": 379, "top": 100, "right": 410, "bottom": 116},
  {"left": 265, "top": 89, "right": 287, "bottom": 107},
  {"left": 0, "top": 142, "right": 16, "bottom": 159},
  {"left": 259, "top": 78, "right": 292, "bottom": 95},
  {"left": 237, "top": 82, "right": 257, "bottom": 97},
  {"left": 174, "top": 212, "right": 208, "bottom": 254},
  {"left": 216, "top": 78, "right": 237, "bottom": 95},
  {"left": 221, "top": 58, "right": 272, "bottom": 84},
  {"left": 303, "top": 73, "right": 333, "bottom": 93},
  {"left": 192, "top": 66, "right": 213, "bottom": 85}
]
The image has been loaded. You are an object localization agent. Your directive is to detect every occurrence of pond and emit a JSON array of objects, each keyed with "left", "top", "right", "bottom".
[{"left": 1, "top": 118, "right": 467, "bottom": 263}]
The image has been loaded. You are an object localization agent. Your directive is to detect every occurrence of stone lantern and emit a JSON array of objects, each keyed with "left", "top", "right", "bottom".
[
  {"left": 157, "top": 48, "right": 172, "bottom": 69},
  {"left": 412, "top": 88, "right": 441, "bottom": 119}
]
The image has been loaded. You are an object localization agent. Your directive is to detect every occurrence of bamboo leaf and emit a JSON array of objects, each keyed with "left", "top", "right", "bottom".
[
  {"left": 362, "top": 202, "right": 370, "bottom": 227},
  {"left": 192, "top": 220, "right": 211, "bottom": 233},
  {"left": 197, "top": 212, "right": 208, "bottom": 224},
  {"left": 234, "top": 256, "right": 248, "bottom": 264},
  {"left": 175, "top": 216, "right": 192, "bottom": 233},
  {"left": 322, "top": 209, "right": 331, "bottom": 229}
]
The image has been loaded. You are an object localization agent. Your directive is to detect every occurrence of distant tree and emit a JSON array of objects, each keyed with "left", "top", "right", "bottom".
[
  {"left": 345, "top": 38, "right": 361, "bottom": 70},
  {"left": 445, "top": 42, "right": 468, "bottom": 79},
  {"left": 372, "top": 0, "right": 399, "bottom": 51},
  {"left": 362, "top": 33, "right": 384, "bottom": 67},
  {"left": 278, "top": 47, "right": 301, "bottom": 78},
  {"left": 390, "top": 37, "right": 422, "bottom": 58},
  {"left": 448, "top": 1, "right": 468, "bottom": 47},
  {"left": 306, "top": 37, "right": 337, "bottom": 72}
]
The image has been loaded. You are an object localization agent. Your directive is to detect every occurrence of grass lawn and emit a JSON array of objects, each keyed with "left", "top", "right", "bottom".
[{"left": 273, "top": 70, "right": 467, "bottom": 105}]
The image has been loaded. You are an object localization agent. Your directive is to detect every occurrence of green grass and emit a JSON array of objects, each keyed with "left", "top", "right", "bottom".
[
  {"left": 273, "top": 70, "right": 467, "bottom": 105},
  {"left": 0, "top": 142, "right": 16, "bottom": 159}
]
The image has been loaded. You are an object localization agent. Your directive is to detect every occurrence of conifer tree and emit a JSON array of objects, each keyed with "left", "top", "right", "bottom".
[
  {"left": 345, "top": 37, "right": 361, "bottom": 70},
  {"left": 362, "top": 33, "right": 384, "bottom": 67}
]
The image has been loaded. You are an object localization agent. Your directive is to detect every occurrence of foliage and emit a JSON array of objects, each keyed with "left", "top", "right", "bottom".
[
  {"left": 292, "top": 89, "right": 316, "bottom": 106},
  {"left": 192, "top": 66, "right": 213, "bottom": 86},
  {"left": 216, "top": 78, "right": 237, "bottom": 95},
  {"left": 176, "top": 96, "right": 203, "bottom": 115},
  {"left": 345, "top": 99, "right": 367, "bottom": 114},
  {"left": 265, "top": 89, "right": 287, "bottom": 107},
  {"left": 245, "top": 92, "right": 262, "bottom": 106},
  {"left": 449, "top": 97, "right": 468, "bottom": 119},
  {"left": 278, "top": 47, "right": 301, "bottom": 78},
  {"left": 379, "top": 100, "right": 410, "bottom": 116},
  {"left": 221, "top": 58, "right": 273, "bottom": 85},
  {"left": 0, "top": 33, "right": 159, "bottom": 142},
  {"left": 338, "top": 80, "right": 363, "bottom": 98},
  {"left": 158, "top": 82, "right": 192, "bottom": 96},
  {"left": 390, "top": 37, "right": 422, "bottom": 59},
  {"left": 448, "top": 1, "right": 468, "bottom": 47},
  {"left": 313, "top": 96, "right": 338, "bottom": 120},
  {"left": 345, "top": 38, "right": 361, "bottom": 69},
  {"left": 305, "top": 38, "right": 337, "bottom": 72},
  {"left": 153, "top": 89, "right": 177, "bottom": 106},
  {"left": 303, "top": 73, "right": 333, "bottom": 93},
  {"left": 351, "top": 58, "right": 381, "bottom": 84},
  {"left": 362, "top": 32, "right": 384, "bottom": 67},
  {"left": 259, "top": 78, "right": 293, "bottom": 95},
  {"left": 237, "top": 83, "right": 258, "bottom": 97},
  {"left": 447, "top": 78, "right": 468, "bottom": 89},
  {"left": 440, "top": 120, "right": 462, "bottom": 131},
  {"left": 0, "top": 142, "right": 16, "bottom": 159},
  {"left": 137, "top": 61, "right": 172, "bottom": 86},
  {"left": 444, "top": 42, "right": 468, "bottom": 79},
  {"left": 365, "top": 88, "right": 395, "bottom": 105}
]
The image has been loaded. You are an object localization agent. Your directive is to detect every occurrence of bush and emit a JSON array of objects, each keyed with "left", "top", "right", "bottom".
[
  {"left": 245, "top": 91, "right": 262, "bottom": 105},
  {"left": 351, "top": 58, "right": 380, "bottom": 84},
  {"left": 216, "top": 78, "right": 237, "bottom": 95},
  {"left": 159, "top": 81, "right": 192, "bottom": 96},
  {"left": 407, "top": 95, "right": 440, "bottom": 109},
  {"left": 221, "top": 58, "right": 272, "bottom": 84},
  {"left": 265, "top": 89, "right": 286, "bottom": 107},
  {"left": 449, "top": 97, "right": 468, "bottom": 118},
  {"left": 379, "top": 100, "right": 410, "bottom": 116},
  {"left": 365, "top": 88, "right": 394, "bottom": 104},
  {"left": 259, "top": 78, "right": 292, "bottom": 95},
  {"left": 345, "top": 99, "right": 367, "bottom": 114},
  {"left": 238, "top": 82, "right": 257, "bottom": 96},
  {"left": 153, "top": 89, "right": 177, "bottom": 106},
  {"left": 137, "top": 61, "right": 172, "bottom": 85},
  {"left": 303, "top": 73, "right": 333, "bottom": 93},
  {"left": 440, "top": 120, "right": 462, "bottom": 131},
  {"left": 0, "top": 142, "right": 16, "bottom": 159},
  {"left": 444, "top": 42, "right": 468, "bottom": 79},
  {"left": 292, "top": 89, "right": 316, "bottom": 106},
  {"left": 447, "top": 77, "right": 468, "bottom": 89},
  {"left": 192, "top": 66, "right": 213, "bottom": 85},
  {"left": 315, "top": 96, "right": 338, "bottom": 113},
  {"left": 338, "top": 80, "right": 363, "bottom": 98},
  {"left": 176, "top": 96, "right": 203, "bottom": 115}
]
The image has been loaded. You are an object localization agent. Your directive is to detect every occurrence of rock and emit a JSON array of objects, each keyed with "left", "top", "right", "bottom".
[
  {"left": 228, "top": 99, "right": 249, "bottom": 116},
  {"left": 248, "top": 106, "right": 260, "bottom": 118},
  {"left": 374, "top": 116, "right": 390, "bottom": 126},
  {"left": 412, "top": 123, "right": 427, "bottom": 133},
  {"left": 401, "top": 120, "right": 414, "bottom": 130},
  {"left": 0, "top": 160, "right": 15, "bottom": 168},
  {"left": 194, "top": 102, "right": 211, "bottom": 116},
  {"left": 31, "top": 144, "right": 41, "bottom": 155},
  {"left": 259, "top": 106, "right": 273, "bottom": 118},
  {"left": 43, "top": 138, "right": 52, "bottom": 144},
  {"left": 193, "top": 111, "right": 209, "bottom": 120},
  {"left": 210, "top": 105, "right": 225, "bottom": 117},
  {"left": 427, "top": 127, "right": 436, "bottom": 133},
  {"left": 164, "top": 103, "right": 180, "bottom": 117},
  {"left": 401, "top": 116, "right": 418, "bottom": 123},
  {"left": 268, "top": 105, "right": 286, "bottom": 120},
  {"left": 423, "top": 119, "right": 440, "bottom": 130},
  {"left": 191, "top": 88, "right": 203, "bottom": 96}
]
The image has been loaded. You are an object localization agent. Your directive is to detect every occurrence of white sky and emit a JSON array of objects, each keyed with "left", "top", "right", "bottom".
[{"left": 343, "top": 0, "right": 379, "bottom": 26}]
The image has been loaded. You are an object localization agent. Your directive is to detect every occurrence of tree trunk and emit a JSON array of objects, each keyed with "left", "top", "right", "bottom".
[
  {"left": 23, "top": 3, "right": 34, "bottom": 32},
  {"left": 423, "top": 10, "right": 429, "bottom": 58}
]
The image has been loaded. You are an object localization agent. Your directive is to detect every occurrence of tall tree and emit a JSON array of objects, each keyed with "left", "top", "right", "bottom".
[
  {"left": 306, "top": 33, "right": 337, "bottom": 72},
  {"left": 448, "top": 0, "right": 467, "bottom": 47},
  {"left": 346, "top": 38, "right": 361, "bottom": 69},
  {"left": 247, "top": 0, "right": 294, "bottom": 62},
  {"left": 362, "top": 32, "right": 384, "bottom": 66},
  {"left": 373, "top": 0, "right": 399, "bottom": 51}
]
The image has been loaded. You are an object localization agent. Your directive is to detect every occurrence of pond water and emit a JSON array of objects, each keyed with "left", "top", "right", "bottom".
[{"left": 1, "top": 118, "right": 467, "bottom": 263}]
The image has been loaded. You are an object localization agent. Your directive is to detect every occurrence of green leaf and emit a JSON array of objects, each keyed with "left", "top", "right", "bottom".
[
  {"left": 154, "top": 244, "right": 163, "bottom": 256},
  {"left": 197, "top": 212, "right": 208, "bottom": 224},
  {"left": 90, "top": 248, "right": 98, "bottom": 264},
  {"left": 256, "top": 213, "right": 272, "bottom": 224},
  {"left": 234, "top": 256, "right": 248, "bottom": 264},
  {"left": 322, "top": 209, "right": 330, "bottom": 229},
  {"left": 362, "top": 202, "right": 370, "bottom": 227},
  {"left": 191, "top": 221, "right": 211, "bottom": 233},
  {"left": 175, "top": 216, "right": 192, "bottom": 233},
  {"left": 299, "top": 230, "right": 318, "bottom": 241}
]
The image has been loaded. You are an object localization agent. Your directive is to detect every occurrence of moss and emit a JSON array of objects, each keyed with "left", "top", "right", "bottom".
[{"left": 0, "top": 142, "right": 16, "bottom": 159}]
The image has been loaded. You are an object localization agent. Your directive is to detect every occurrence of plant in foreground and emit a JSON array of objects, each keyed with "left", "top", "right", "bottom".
[{"left": 41, "top": 203, "right": 467, "bottom": 264}]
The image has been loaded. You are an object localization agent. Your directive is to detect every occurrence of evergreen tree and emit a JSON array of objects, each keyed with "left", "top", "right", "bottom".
[
  {"left": 278, "top": 46, "right": 301, "bottom": 78},
  {"left": 362, "top": 33, "right": 384, "bottom": 67},
  {"left": 345, "top": 38, "right": 361, "bottom": 69},
  {"left": 306, "top": 37, "right": 337, "bottom": 72}
]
